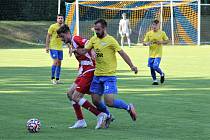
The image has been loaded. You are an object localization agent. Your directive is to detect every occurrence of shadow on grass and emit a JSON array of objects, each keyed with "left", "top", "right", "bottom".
[{"left": 0, "top": 67, "right": 209, "bottom": 96}]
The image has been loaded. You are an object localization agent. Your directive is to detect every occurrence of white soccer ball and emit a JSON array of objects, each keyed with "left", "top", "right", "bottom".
[{"left": 26, "top": 118, "right": 41, "bottom": 133}]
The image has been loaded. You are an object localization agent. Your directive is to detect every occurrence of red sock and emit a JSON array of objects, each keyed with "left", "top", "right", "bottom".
[
  {"left": 72, "top": 102, "right": 84, "bottom": 120},
  {"left": 79, "top": 98, "right": 101, "bottom": 116}
]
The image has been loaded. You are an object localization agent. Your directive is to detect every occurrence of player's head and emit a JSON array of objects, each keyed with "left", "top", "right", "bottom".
[
  {"left": 152, "top": 19, "right": 160, "bottom": 31},
  {"left": 122, "top": 13, "right": 127, "bottom": 19},
  {"left": 57, "top": 24, "right": 72, "bottom": 44},
  {"left": 94, "top": 19, "right": 107, "bottom": 38},
  {"left": 57, "top": 14, "right": 64, "bottom": 25}
]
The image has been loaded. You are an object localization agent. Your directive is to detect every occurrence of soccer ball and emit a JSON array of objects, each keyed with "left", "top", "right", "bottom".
[{"left": 26, "top": 118, "right": 41, "bottom": 133}]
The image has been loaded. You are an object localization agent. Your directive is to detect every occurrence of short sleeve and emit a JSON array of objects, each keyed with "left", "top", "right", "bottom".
[
  {"left": 144, "top": 32, "right": 149, "bottom": 42},
  {"left": 73, "top": 36, "right": 87, "bottom": 47},
  {"left": 112, "top": 38, "right": 122, "bottom": 52},
  {"left": 162, "top": 31, "right": 169, "bottom": 41},
  {"left": 48, "top": 25, "right": 54, "bottom": 35},
  {"left": 85, "top": 37, "right": 94, "bottom": 50}
]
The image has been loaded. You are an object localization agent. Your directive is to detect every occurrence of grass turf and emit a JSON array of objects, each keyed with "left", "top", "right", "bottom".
[{"left": 0, "top": 46, "right": 210, "bottom": 140}]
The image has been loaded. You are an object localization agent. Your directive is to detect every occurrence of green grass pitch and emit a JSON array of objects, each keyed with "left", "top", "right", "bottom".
[{"left": 0, "top": 46, "right": 210, "bottom": 140}]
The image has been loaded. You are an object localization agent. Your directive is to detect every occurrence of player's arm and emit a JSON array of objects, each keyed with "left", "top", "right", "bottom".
[
  {"left": 67, "top": 43, "right": 73, "bottom": 57},
  {"left": 90, "top": 49, "right": 96, "bottom": 60},
  {"left": 75, "top": 37, "right": 94, "bottom": 55},
  {"left": 118, "top": 50, "right": 138, "bottom": 74},
  {"left": 73, "top": 48, "right": 89, "bottom": 55},
  {"left": 143, "top": 32, "right": 151, "bottom": 46},
  {"left": 46, "top": 25, "right": 54, "bottom": 53},
  {"left": 156, "top": 32, "right": 169, "bottom": 45},
  {"left": 156, "top": 40, "right": 169, "bottom": 45},
  {"left": 45, "top": 33, "right": 51, "bottom": 53}
]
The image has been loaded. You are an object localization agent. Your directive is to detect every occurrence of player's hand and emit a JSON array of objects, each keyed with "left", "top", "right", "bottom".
[
  {"left": 156, "top": 41, "right": 162, "bottom": 45},
  {"left": 90, "top": 49, "right": 96, "bottom": 60},
  {"left": 46, "top": 47, "right": 49, "bottom": 53},
  {"left": 67, "top": 44, "right": 73, "bottom": 57},
  {"left": 143, "top": 42, "right": 151, "bottom": 46},
  {"left": 131, "top": 66, "right": 138, "bottom": 74},
  {"left": 72, "top": 48, "right": 77, "bottom": 53},
  {"left": 68, "top": 48, "right": 72, "bottom": 57}
]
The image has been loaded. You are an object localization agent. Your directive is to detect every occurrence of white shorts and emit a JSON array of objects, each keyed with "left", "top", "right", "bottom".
[{"left": 120, "top": 32, "right": 130, "bottom": 37}]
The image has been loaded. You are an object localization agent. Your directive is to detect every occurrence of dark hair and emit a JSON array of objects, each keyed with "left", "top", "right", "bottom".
[
  {"left": 57, "top": 24, "right": 70, "bottom": 35},
  {"left": 94, "top": 19, "right": 107, "bottom": 28},
  {"left": 153, "top": 19, "right": 159, "bottom": 24},
  {"left": 57, "top": 14, "right": 64, "bottom": 17}
]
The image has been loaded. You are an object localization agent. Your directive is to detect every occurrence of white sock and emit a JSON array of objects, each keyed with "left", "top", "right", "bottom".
[
  {"left": 127, "top": 105, "right": 130, "bottom": 111},
  {"left": 78, "top": 98, "right": 86, "bottom": 106},
  {"left": 71, "top": 100, "right": 76, "bottom": 105}
]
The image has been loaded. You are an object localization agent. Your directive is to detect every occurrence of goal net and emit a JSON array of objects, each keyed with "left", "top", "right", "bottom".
[{"left": 65, "top": 0, "right": 199, "bottom": 45}]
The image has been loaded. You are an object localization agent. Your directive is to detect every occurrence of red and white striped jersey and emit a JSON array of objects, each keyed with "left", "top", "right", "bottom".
[{"left": 71, "top": 35, "right": 95, "bottom": 73}]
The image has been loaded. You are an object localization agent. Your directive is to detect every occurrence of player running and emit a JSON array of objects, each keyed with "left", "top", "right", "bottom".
[
  {"left": 57, "top": 24, "right": 111, "bottom": 129},
  {"left": 143, "top": 20, "right": 169, "bottom": 85}
]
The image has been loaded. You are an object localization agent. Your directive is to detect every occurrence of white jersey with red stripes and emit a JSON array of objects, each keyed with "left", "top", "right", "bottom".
[{"left": 71, "top": 35, "right": 95, "bottom": 74}]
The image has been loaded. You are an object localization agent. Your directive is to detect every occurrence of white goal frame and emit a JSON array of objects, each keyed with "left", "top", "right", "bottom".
[{"left": 71, "top": 0, "right": 201, "bottom": 45}]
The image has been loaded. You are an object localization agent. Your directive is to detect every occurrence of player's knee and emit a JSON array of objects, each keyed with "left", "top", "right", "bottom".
[
  {"left": 104, "top": 99, "right": 114, "bottom": 107},
  {"left": 71, "top": 95, "right": 78, "bottom": 102},
  {"left": 92, "top": 100, "right": 100, "bottom": 107},
  {"left": 67, "top": 92, "right": 72, "bottom": 100},
  {"left": 53, "top": 61, "right": 58, "bottom": 66},
  {"left": 72, "top": 91, "right": 82, "bottom": 103},
  {"left": 57, "top": 60, "right": 62, "bottom": 66},
  {"left": 67, "top": 90, "right": 73, "bottom": 100}
]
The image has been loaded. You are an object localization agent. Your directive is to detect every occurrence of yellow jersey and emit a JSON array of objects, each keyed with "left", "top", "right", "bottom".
[
  {"left": 144, "top": 30, "right": 168, "bottom": 58},
  {"left": 48, "top": 23, "right": 63, "bottom": 51},
  {"left": 85, "top": 35, "right": 122, "bottom": 76}
]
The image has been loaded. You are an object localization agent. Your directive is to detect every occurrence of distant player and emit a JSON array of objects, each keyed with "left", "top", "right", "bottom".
[
  {"left": 143, "top": 20, "right": 169, "bottom": 85},
  {"left": 119, "top": 13, "right": 132, "bottom": 48},
  {"left": 75, "top": 19, "right": 138, "bottom": 122},
  {"left": 45, "top": 14, "right": 64, "bottom": 84},
  {"left": 57, "top": 24, "right": 109, "bottom": 129}
]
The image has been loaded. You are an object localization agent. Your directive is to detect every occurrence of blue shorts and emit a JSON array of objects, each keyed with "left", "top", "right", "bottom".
[
  {"left": 50, "top": 49, "right": 63, "bottom": 60},
  {"left": 90, "top": 76, "right": 118, "bottom": 95},
  {"left": 148, "top": 57, "right": 161, "bottom": 69}
]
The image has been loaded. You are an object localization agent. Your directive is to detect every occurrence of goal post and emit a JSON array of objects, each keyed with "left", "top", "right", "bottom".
[{"left": 65, "top": 0, "right": 200, "bottom": 45}]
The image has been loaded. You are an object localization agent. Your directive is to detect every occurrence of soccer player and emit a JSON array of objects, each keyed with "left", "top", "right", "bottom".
[
  {"left": 143, "top": 20, "right": 169, "bottom": 85},
  {"left": 75, "top": 19, "right": 138, "bottom": 122},
  {"left": 57, "top": 24, "right": 109, "bottom": 129},
  {"left": 45, "top": 14, "right": 64, "bottom": 84},
  {"left": 119, "top": 13, "right": 132, "bottom": 48}
]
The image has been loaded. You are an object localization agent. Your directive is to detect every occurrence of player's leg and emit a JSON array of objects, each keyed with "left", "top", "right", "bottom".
[
  {"left": 72, "top": 90, "right": 107, "bottom": 129},
  {"left": 67, "top": 83, "right": 86, "bottom": 128},
  {"left": 148, "top": 58, "right": 158, "bottom": 85},
  {"left": 72, "top": 74, "right": 107, "bottom": 129},
  {"left": 103, "top": 76, "right": 137, "bottom": 121},
  {"left": 90, "top": 76, "right": 113, "bottom": 128},
  {"left": 49, "top": 49, "right": 58, "bottom": 84},
  {"left": 120, "top": 33, "right": 125, "bottom": 48},
  {"left": 126, "top": 33, "right": 131, "bottom": 48},
  {"left": 55, "top": 50, "right": 63, "bottom": 83},
  {"left": 153, "top": 57, "right": 165, "bottom": 84},
  {"left": 90, "top": 76, "right": 110, "bottom": 117}
]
